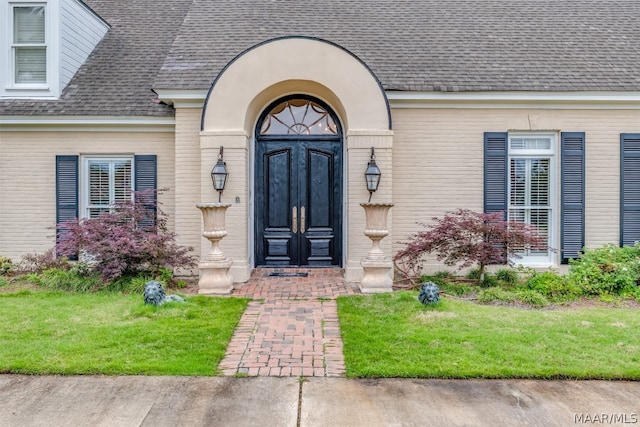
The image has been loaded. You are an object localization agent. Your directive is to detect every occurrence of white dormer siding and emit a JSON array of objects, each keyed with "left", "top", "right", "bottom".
[
  {"left": 59, "top": 0, "right": 108, "bottom": 93},
  {"left": 0, "top": 0, "right": 108, "bottom": 99}
]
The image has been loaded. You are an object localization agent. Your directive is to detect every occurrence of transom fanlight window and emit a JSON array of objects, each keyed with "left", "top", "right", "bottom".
[{"left": 260, "top": 99, "right": 338, "bottom": 135}]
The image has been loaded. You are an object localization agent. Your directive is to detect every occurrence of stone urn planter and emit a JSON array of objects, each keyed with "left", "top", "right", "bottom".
[
  {"left": 196, "top": 203, "right": 233, "bottom": 294},
  {"left": 360, "top": 203, "right": 394, "bottom": 293}
]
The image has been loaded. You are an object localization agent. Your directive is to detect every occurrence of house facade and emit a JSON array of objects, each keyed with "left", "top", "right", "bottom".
[{"left": 2, "top": 0, "right": 640, "bottom": 283}]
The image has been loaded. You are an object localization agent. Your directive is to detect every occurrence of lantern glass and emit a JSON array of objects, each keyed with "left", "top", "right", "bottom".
[
  {"left": 365, "top": 161, "right": 381, "bottom": 192},
  {"left": 211, "top": 159, "right": 228, "bottom": 191}
]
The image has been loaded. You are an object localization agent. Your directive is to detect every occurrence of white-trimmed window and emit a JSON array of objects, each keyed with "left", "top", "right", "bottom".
[
  {"left": 2, "top": 0, "right": 59, "bottom": 98},
  {"left": 82, "top": 157, "right": 134, "bottom": 219},
  {"left": 12, "top": 4, "right": 47, "bottom": 84},
  {"left": 508, "top": 133, "right": 557, "bottom": 265}
]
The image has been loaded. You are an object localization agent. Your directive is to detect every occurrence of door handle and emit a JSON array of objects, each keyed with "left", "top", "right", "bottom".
[
  {"left": 300, "top": 206, "right": 306, "bottom": 234},
  {"left": 292, "top": 206, "right": 298, "bottom": 233}
]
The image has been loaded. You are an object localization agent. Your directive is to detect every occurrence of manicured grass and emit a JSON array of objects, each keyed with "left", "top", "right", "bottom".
[
  {"left": 0, "top": 290, "right": 248, "bottom": 376},
  {"left": 338, "top": 292, "right": 640, "bottom": 379}
]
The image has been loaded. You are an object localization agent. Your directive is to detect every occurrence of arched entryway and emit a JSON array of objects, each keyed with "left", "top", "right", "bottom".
[
  {"left": 198, "top": 37, "right": 392, "bottom": 283},
  {"left": 254, "top": 96, "right": 343, "bottom": 267}
]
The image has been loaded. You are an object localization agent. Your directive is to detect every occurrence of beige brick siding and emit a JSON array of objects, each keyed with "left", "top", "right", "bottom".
[
  {"left": 2, "top": 107, "right": 639, "bottom": 277},
  {"left": 391, "top": 108, "right": 640, "bottom": 273},
  {"left": 0, "top": 131, "right": 174, "bottom": 260},
  {"left": 174, "top": 108, "right": 203, "bottom": 273},
  {"left": 199, "top": 131, "right": 251, "bottom": 281}
]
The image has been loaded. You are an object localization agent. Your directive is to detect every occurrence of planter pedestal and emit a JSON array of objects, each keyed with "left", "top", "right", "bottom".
[
  {"left": 360, "top": 203, "right": 394, "bottom": 293},
  {"left": 197, "top": 203, "right": 233, "bottom": 294}
]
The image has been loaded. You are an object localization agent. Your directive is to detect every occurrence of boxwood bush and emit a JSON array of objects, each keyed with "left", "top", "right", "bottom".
[
  {"left": 568, "top": 244, "right": 640, "bottom": 296},
  {"left": 525, "top": 271, "right": 579, "bottom": 301}
]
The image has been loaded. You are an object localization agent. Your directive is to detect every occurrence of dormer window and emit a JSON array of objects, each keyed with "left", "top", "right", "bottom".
[
  {"left": 2, "top": 0, "right": 58, "bottom": 98},
  {"left": 13, "top": 5, "right": 47, "bottom": 85},
  {"left": 1, "top": 0, "right": 109, "bottom": 99}
]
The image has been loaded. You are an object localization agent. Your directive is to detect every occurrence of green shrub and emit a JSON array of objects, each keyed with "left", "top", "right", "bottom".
[
  {"left": 478, "top": 287, "right": 548, "bottom": 307},
  {"left": 514, "top": 289, "right": 548, "bottom": 308},
  {"left": 628, "top": 287, "right": 640, "bottom": 302},
  {"left": 106, "top": 275, "right": 155, "bottom": 294},
  {"left": 494, "top": 268, "right": 520, "bottom": 287},
  {"left": 525, "top": 271, "right": 578, "bottom": 301},
  {"left": 69, "top": 262, "right": 94, "bottom": 278},
  {"left": 477, "top": 287, "right": 514, "bottom": 304},
  {"left": 420, "top": 272, "right": 453, "bottom": 287},
  {"left": 28, "top": 268, "right": 172, "bottom": 294},
  {"left": 480, "top": 273, "right": 498, "bottom": 288},
  {"left": 0, "top": 256, "right": 15, "bottom": 275},
  {"left": 438, "top": 282, "right": 473, "bottom": 297},
  {"left": 466, "top": 268, "right": 481, "bottom": 281},
  {"left": 33, "top": 268, "right": 102, "bottom": 292},
  {"left": 568, "top": 244, "right": 640, "bottom": 296}
]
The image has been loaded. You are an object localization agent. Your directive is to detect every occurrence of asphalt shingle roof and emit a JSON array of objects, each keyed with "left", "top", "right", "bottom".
[
  {"left": 0, "top": 0, "right": 194, "bottom": 117},
  {"left": 2, "top": 0, "right": 640, "bottom": 117}
]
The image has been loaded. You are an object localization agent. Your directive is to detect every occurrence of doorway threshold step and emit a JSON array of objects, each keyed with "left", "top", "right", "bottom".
[{"left": 267, "top": 271, "right": 309, "bottom": 277}]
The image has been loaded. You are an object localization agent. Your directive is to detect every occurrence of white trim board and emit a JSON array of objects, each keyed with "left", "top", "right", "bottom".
[
  {"left": 386, "top": 91, "right": 640, "bottom": 109},
  {"left": 0, "top": 116, "right": 175, "bottom": 132},
  {"left": 155, "top": 89, "right": 640, "bottom": 110}
]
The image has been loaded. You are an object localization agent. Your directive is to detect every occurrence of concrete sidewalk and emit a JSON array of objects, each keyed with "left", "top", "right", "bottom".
[{"left": 1, "top": 375, "right": 638, "bottom": 427}]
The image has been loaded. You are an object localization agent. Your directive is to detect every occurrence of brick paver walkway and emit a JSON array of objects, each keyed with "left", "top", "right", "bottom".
[{"left": 218, "top": 268, "right": 360, "bottom": 377}]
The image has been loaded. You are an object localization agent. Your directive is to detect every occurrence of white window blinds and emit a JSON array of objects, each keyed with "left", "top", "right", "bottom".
[
  {"left": 508, "top": 136, "right": 554, "bottom": 259},
  {"left": 87, "top": 159, "right": 133, "bottom": 218}
]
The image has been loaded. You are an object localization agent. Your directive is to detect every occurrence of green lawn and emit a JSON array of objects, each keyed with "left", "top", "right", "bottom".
[
  {"left": 0, "top": 290, "right": 248, "bottom": 376},
  {"left": 338, "top": 292, "right": 640, "bottom": 379}
]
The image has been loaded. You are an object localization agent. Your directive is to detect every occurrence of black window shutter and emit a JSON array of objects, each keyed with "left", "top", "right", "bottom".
[
  {"left": 134, "top": 155, "right": 157, "bottom": 227},
  {"left": 56, "top": 155, "right": 79, "bottom": 258},
  {"left": 560, "top": 132, "right": 585, "bottom": 264},
  {"left": 484, "top": 132, "right": 508, "bottom": 217},
  {"left": 620, "top": 134, "right": 640, "bottom": 246}
]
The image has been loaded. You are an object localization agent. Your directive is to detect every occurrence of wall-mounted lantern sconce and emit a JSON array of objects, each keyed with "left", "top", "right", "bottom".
[
  {"left": 364, "top": 146, "right": 381, "bottom": 202},
  {"left": 211, "top": 147, "right": 228, "bottom": 202}
]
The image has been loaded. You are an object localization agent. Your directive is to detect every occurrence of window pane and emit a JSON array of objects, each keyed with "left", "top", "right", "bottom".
[
  {"left": 14, "top": 47, "right": 46, "bottom": 83},
  {"left": 88, "top": 161, "right": 110, "bottom": 206},
  {"left": 86, "top": 159, "right": 133, "bottom": 218},
  {"left": 14, "top": 7, "right": 45, "bottom": 43},
  {"left": 89, "top": 208, "right": 109, "bottom": 219},
  {"left": 510, "top": 137, "right": 551, "bottom": 150},
  {"left": 509, "top": 208, "right": 550, "bottom": 256},
  {"left": 529, "top": 209, "right": 550, "bottom": 255},
  {"left": 510, "top": 159, "right": 526, "bottom": 206},
  {"left": 508, "top": 208, "right": 526, "bottom": 223},
  {"left": 530, "top": 159, "right": 549, "bottom": 206},
  {"left": 260, "top": 99, "right": 338, "bottom": 135},
  {"left": 509, "top": 156, "right": 551, "bottom": 258},
  {"left": 113, "top": 160, "right": 132, "bottom": 203}
]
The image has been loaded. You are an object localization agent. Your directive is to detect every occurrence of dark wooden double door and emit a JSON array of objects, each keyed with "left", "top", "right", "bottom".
[{"left": 255, "top": 138, "right": 342, "bottom": 266}]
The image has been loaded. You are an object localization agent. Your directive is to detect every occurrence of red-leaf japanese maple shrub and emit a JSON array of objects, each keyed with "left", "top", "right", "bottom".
[
  {"left": 57, "top": 190, "right": 197, "bottom": 282},
  {"left": 394, "top": 209, "right": 546, "bottom": 285}
]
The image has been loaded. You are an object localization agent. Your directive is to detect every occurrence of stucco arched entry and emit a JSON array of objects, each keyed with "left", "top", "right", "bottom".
[{"left": 200, "top": 37, "right": 393, "bottom": 283}]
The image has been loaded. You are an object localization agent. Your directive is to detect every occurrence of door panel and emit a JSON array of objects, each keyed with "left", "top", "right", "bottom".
[
  {"left": 302, "top": 148, "right": 336, "bottom": 265},
  {"left": 259, "top": 147, "right": 297, "bottom": 265},
  {"left": 256, "top": 140, "right": 341, "bottom": 267}
]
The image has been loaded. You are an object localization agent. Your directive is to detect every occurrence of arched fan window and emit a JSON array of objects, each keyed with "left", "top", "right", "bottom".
[{"left": 259, "top": 98, "right": 338, "bottom": 136}]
